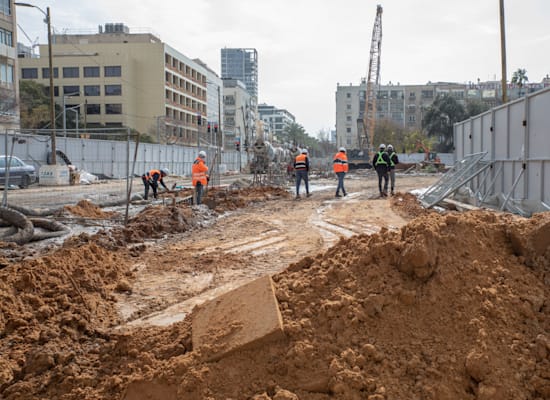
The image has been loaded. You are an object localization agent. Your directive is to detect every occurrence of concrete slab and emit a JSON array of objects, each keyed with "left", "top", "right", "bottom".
[{"left": 192, "top": 275, "right": 284, "bottom": 361}]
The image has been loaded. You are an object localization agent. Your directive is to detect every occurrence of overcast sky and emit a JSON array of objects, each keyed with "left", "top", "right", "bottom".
[{"left": 15, "top": 0, "right": 550, "bottom": 136}]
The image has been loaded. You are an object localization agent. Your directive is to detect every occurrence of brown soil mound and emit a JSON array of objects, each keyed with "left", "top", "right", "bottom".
[
  {"left": 2, "top": 210, "right": 548, "bottom": 400},
  {"left": 204, "top": 186, "right": 291, "bottom": 212},
  {"left": 64, "top": 200, "right": 118, "bottom": 219},
  {"left": 390, "top": 191, "right": 433, "bottom": 219}
]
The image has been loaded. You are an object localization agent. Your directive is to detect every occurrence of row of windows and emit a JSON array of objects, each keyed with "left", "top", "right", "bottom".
[
  {"left": 43, "top": 85, "right": 121, "bottom": 97},
  {"left": 21, "top": 66, "right": 122, "bottom": 79},
  {"left": 65, "top": 103, "right": 122, "bottom": 115},
  {"left": 0, "top": 27, "right": 13, "bottom": 47}
]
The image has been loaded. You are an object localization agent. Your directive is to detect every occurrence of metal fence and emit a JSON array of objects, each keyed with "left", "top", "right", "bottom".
[
  {"left": 0, "top": 128, "right": 246, "bottom": 210},
  {"left": 454, "top": 86, "right": 550, "bottom": 215}
]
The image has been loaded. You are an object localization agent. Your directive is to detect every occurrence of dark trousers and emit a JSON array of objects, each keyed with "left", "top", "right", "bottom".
[
  {"left": 295, "top": 170, "right": 309, "bottom": 195},
  {"left": 142, "top": 176, "right": 158, "bottom": 199},
  {"left": 195, "top": 182, "right": 204, "bottom": 205},
  {"left": 376, "top": 167, "right": 389, "bottom": 194},
  {"left": 336, "top": 172, "right": 346, "bottom": 195}
]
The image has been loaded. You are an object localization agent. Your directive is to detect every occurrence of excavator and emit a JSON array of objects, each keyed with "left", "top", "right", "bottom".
[
  {"left": 414, "top": 140, "right": 445, "bottom": 171},
  {"left": 349, "top": 4, "right": 383, "bottom": 169}
]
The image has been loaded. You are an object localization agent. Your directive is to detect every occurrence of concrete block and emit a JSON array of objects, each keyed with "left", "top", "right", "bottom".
[{"left": 192, "top": 275, "right": 284, "bottom": 361}]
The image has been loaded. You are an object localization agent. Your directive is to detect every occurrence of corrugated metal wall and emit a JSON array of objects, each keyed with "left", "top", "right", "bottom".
[{"left": 454, "top": 87, "right": 550, "bottom": 212}]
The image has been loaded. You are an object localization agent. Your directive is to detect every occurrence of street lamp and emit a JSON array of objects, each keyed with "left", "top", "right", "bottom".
[{"left": 15, "top": 2, "right": 56, "bottom": 164}]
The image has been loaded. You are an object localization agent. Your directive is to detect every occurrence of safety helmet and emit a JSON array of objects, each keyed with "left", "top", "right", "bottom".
[
  {"left": 301, "top": 148, "right": 308, "bottom": 154},
  {"left": 379, "top": 143, "right": 386, "bottom": 149},
  {"left": 198, "top": 150, "right": 206, "bottom": 158},
  {"left": 160, "top": 168, "right": 169, "bottom": 176},
  {"left": 387, "top": 144, "right": 393, "bottom": 151},
  {"left": 339, "top": 147, "right": 346, "bottom": 153}
]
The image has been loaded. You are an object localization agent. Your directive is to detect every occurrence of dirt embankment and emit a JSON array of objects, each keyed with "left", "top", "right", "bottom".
[{"left": 0, "top": 185, "right": 548, "bottom": 400}]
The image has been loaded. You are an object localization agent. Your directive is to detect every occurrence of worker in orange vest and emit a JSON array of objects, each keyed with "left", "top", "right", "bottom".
[
  {"left": 293, "top": 148, "right": 311, "bottom": 199},
  {"left": 333, "top": 147, "right": 349, "bottom": 197},
  {"left": 192, "top": 150, "right": 209, "bottom": 205},
  {"left": 141, "top": 168, "right": 169, "bottom": 200}
]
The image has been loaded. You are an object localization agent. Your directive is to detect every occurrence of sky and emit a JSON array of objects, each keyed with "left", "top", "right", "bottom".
[{"left": 14, "top": 0, "right": 550, "bottom": 137}]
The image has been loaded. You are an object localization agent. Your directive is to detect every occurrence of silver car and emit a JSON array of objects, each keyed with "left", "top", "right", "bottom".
[{"left": 0, "top": 155, "right": 37, "bottom": 188}]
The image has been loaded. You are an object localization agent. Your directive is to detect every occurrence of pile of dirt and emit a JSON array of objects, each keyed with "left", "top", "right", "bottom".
[
  {"left": 390, "top": 192, "right": 433, "bottom": 219},
  {"left": 64, "top": 200, "right": 118, "bottom": 219},
  {"left": 2, "top": 210, "right": 548, "bottom": 400}
]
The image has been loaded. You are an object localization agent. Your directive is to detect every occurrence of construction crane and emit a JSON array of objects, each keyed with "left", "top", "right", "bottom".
[{"left": 360, "top": 5, "right": 383, "bottom": 161}]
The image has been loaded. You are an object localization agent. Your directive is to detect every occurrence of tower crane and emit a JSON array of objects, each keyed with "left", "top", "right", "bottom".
[{"left": 361, "top": 4, "right": 383, "bottom": 160}]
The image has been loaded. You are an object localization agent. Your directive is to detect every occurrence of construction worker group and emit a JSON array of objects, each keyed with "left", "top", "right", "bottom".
[{"left": 373, "top": 143, "right": 399, "bottom": 197}]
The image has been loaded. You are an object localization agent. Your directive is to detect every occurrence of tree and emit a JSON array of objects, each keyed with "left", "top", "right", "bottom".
[
  {"left": 373, "top": 118, "right": 407, "bottom": 152},
  {"left": 465, "top": 99, "right": 490, "bottom": 118},
  {"left": 422, "top": 94, "right": 467, "bottom": 152},
  {"left": 511, "top": 68, "right": 528, "bottom": 96},
  {"left": 19, "top": 80, "right": 69, "bottom": 129}
]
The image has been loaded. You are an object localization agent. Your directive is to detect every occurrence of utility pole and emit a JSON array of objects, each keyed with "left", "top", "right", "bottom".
[{"left": 499, "top": 0, "right": 508, "bottom": 104}]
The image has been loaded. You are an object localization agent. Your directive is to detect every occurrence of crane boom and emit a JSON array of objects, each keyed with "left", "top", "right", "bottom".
[{"left": 362, "top": 5, "right": 383, "bottom": 159}]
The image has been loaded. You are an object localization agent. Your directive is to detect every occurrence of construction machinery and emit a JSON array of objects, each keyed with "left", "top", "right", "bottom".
[{"left": 350, "top": 4, "right": 383, "bottom": 169}]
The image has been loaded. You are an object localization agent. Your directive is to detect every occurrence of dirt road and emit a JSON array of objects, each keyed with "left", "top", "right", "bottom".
[{"left": 117, "top": 173, "right": 439, "bottom": 328}]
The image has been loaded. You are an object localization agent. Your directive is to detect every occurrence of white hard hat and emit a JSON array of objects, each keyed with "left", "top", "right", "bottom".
[
  {"left": 379, "top": 143, "right": 386, "bottom": 149},
  {"left": 160, "top": 168, "right": 169, "bottom": 176},
  {"left": 301, "top": 148, "right": 308, "bottom": 154},
  {"left": 387, "top": 144, "right": 393, "bottom": 150},
  {"left": 198, "top": 150, "right": 206, "bottom": 158},
  {"left": 339, "top": 147, "right": 346, "bottom": 153}
]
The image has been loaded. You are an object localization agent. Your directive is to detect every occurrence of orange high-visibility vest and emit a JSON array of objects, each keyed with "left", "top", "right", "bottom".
[
  {"left": 333, "top": 152, "right": 349, "bottom": 173},
  {"left": 192, "top": 158, "right": 208, "bottom": 186}
]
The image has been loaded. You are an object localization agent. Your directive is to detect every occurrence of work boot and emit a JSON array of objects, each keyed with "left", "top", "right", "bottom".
[
  {"left": 306, "top": 193, "right": 312, "bottom": 198},
  {"left": 335, "top": 193, "right": 342, "bottom": 198},
  {"left": 391, "top": 190, "right": 395, "bottom": 196},
  {"left": 343, "top": 191, "right": 347, "bottom": 197},
  {"left": 295, "top": 194, "right": 300, "bottom": 199}
]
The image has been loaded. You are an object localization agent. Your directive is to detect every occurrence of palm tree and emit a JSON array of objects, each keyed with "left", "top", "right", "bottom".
[{"left": 511, "top": 68, "right": 528, "bottom": 96}]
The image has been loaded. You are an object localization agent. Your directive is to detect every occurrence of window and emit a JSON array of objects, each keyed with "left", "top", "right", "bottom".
[
  {"left": 63, "top": 86, "right": 80, "bottom": 95},
  {"left": 44, "top": 86, "right": 59, "bottom": 97},
  {"left": 346, "top": 127, "right": 351, "bottom": 133},
  {"left": 346, "top": 116, "right": 351, "bottom": 122},
  {"left": 0, "top": 27, "right": 13, "bottom": 46},
  {"left": 63, "top": 67, "right": 79, "bottom": 78},
  {"left": 105, "top": 122, "right": 123, "bottom": 127},
  {"left": 0, "top": 0, "right": 11, "bottom": 16},
  {"left": 21, "top": 68, "right": 38, "bottom": 79},
  {"left": 86, "top": 104, "right": 101, "bottom": 114},
  {"left": 42, "top": 67, "right": 59, "bottom": 79},
  {"left": 104, "top": 84, "right": 121, "bottom": 96},
  {"left": 84, "top": 85, "right": 100, "bottom": 96},
  {"left": 409, "top": 92, "right": 416, "bottom": 99},
  {"left": 105, "top": 104, "right": 122, "bottom": 114},
  {"left": 421, "top": 90, "right": 434, "bottom": 99},
  {"left": 346, "top": 93, "right": 351, "bottom": 98},
  {"left": 104, "top": 66, "right": 121, "bottom": 77},
  {"left": 0, "top": 63, "right": 13, "bottom": 84},
  {"left": 346, "top": 104, "right": 351, "bottom": 110},
  {"left": 83, "top": 66, "right": 100, "bottom": 77}
]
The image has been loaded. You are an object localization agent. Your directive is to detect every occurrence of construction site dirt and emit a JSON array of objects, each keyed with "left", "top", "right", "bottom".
[{"left": 0, "top": 172, "right": 549, "bottom": 400}]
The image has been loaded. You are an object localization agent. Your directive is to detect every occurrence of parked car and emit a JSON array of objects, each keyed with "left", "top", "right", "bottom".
[{"left": 0, "top": 155, "right": 37, "bottom": 188}]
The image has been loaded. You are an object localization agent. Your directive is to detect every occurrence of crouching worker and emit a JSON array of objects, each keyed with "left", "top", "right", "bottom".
[
  {"left": 142, "top": 168, "right": 169, "bottom": 200},
  {"left": 192, "top": 150, "right": 209, "bottom": 205}
]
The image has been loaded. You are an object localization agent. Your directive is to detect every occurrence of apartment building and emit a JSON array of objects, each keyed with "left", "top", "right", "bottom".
[
  {"left": 335, "top": 79, "right": 549, "bottom": 150},
  {"left": 222, "top": 78, "right": 253, "bottom": 150},
  {"left": 0, "top": 0, "right": 17, "bottom": 129},
  {"left": 257, "top": 103, "right": 295, "bottom": 143},
  {"left": 221, "top": 48, "right": 258, "bottom": 110},
  {"left": 18, "top": 23, "right": 209, "bottom": 145}
]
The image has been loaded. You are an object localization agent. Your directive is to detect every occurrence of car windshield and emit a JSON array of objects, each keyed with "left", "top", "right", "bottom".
[{"left": 0, "top": 157, "right": 24, "bottom": 168}]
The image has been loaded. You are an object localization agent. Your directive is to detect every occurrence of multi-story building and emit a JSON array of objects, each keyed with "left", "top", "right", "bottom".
[
  {"left": 335, "top": 79, "right": 549, "bottom": 150},
  {"left": 222, "top": 78, "right": 253, "bottom": 150},
  {"left": 0, "top": 0, "right": 18, "bottom": 129},
  {"left": 18, "top": 23, "right": 211, "bottom": 146},
  {"left": 221, "top": 48, "right": 258, "bottom": 110},
  {"left": 194, "top": 58, "right": 223, "bottom": 147},
  {"left": 257, "top": 103, "right": 295, "bottom": 143}
]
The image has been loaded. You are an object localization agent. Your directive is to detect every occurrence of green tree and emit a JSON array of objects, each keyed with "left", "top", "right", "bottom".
[
  {"left": 511, "top": 68, "right": 528, "bottom": 96},
  {"left": 465, "top": 99, "right": 490, "bottom": 118},
  {"left": 19, "top": 80, "right": 69, "bottom": 129},
  {"left": 422, "top": 94, "right": 467, "bottom": 152},
  {"left": 373, "top": 118, "right": 407, "bottom": 152}
]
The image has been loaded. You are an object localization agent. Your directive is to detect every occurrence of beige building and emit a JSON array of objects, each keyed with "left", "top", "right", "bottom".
[
  {"left": 0, "top": 0, "right": 18, "bottom": 129},
  {"left": 18, "top": 23, "right": 209, "bottom": 145},
  {"left": 222, "top": 78, "right": 253, "bottom": 150}
]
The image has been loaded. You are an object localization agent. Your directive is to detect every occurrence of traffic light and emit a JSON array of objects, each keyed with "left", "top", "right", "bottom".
[
  {"left": 207, "top": 123, "right": 211, "bottom": 133},
  {"left": 214, "top": 124, "right": 218, "bottom": 133},
  {"left": 235, "top": 141, "right": 240, "bottom": 151}
]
